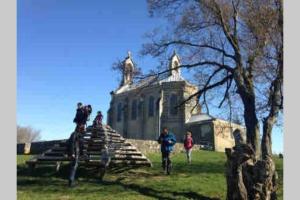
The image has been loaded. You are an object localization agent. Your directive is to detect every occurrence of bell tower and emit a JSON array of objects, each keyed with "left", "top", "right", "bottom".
[
  {"left": 121, "top": 51, "right": 135, "bottom": 86},
  {"left": 168, "top": 50, "right": 181, "bottom": 76}
]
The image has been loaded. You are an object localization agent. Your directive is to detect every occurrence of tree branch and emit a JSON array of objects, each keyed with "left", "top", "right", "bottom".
[
  {"left": 155, "top": 40, "right": 236, "bottom": 61},
  {"left": 176, "top": 74, "right": 234, "bottom": 108},
  {"left": 212, "top": 0, "right": 241, "bottom": 62},
  {"left": 135, "top": 60, "right": 233, "bottom": 80},
  {"left": 218, "top": 75, "right": 233, "bottom": 108}
]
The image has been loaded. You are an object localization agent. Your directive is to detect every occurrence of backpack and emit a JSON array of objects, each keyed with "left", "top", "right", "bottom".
[{"left": 84, "top": 105, "right": 92, "bottom": 122}]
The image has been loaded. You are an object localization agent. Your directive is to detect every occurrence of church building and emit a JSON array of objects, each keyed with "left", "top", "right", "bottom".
[{"left": 107, "top": 52, "right": 245, "bottom": 152}]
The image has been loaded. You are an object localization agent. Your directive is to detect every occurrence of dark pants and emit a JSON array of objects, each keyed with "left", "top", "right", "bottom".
[
  {"left": 68, "top": 131, "right": 85, "bottom": 157},
  {"left": 161, "top": 151, "right": 171, "bottom": 170},
  {"left": 75, "top": 124, "right": 85, "bottom": 133},
  {"left": 68, "top": 140, "right": 80, "bottom": 186}
]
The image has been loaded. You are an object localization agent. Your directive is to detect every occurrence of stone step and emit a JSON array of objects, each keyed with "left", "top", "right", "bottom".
[
  {"left": 85, "top": 131, "right": 119, "bottom": 137},
  {"left": 52, "top": 146, "right": 67, "bottom": 152},
  {"left": 109, "top": 160, "right": 152, "bottom": 166},
  {"left": 26, "top": 160, "right": 60, "bottom": 166},
  {"left": 49, "top": 144, "right": 136, "bottom": 152},
  {"left": 81, "top": 161, "right": 107, "bottom": 167},
  {"left": 37, "top": 156, "right": 70, "bottom": 162},
  {"left": 110, "top": 148, "right": 137, "bottom": 152},
  {"left": 87, "top": 146, "right": 132, "bottom": 151},
  {"left": 57, "top": 141, "right": 91, "bottom": 147},
  {"left": 111, "top": 158, "right": 148, "bottom": 162},
  {"left": 86, "top": 151, "right": 105, "bottom": 155},
  {"left": 89, "top": 137, "right": 125, "bottom": 141},
  {"left": 89, "top": 133, "right": 122, "bottom": 138},
  {"left": 44, "top": 152, "right": 66, "bottom": 157},
  {"left": 111, "top": 156, "right": 149, "bottom": 161},
  {"left": 89, "top": 138, "right": 124, "bottom": 142},
  {"left": 26, "top": 127, "right": 152, "bottom": 170},
  {"left": 86, "top": 151, "right": 143, "bottom": 157},
  {"left": 87, "top": 141, "right": 125, "bottom": 145}
]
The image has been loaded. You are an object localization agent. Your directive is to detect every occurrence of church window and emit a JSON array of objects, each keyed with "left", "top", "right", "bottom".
[
  {"left": 138, "top": 101, "right": 143, "bottom": 117},
  {"left": 170, "top": 94, "right": 178, "bottom": 115},
  {"left": 148, "top": 96, "right": 155, "bottom": 117},
  {"left": 155, "top": 98, "right": 160, "bottom": 115},
  {"left": 200, "top": 124, "right": 211, "bottom": 138},
  {"left": 131, "top": 100, "right": 137, "bottom": 120},
  {"left": 117, "top": 103, "right": 122, "bottom": 122}
]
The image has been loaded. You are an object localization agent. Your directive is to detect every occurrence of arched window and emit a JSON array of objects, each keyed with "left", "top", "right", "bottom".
[
  {"left": 170, "top": 94, "right": 178, "bottom": 115},
  {"left": 138, "top": 101, "right": 143, "bottom": 117},
  {"left": 156, "top": 98, "right": 161, "bottom": 114},
  {"left": 148, "top": 96, "right": 155, "bottom": 117},
  {"left": 131, "top": 100, "right": 137, "bottom": 120},
  {"left": 117, "top": 103, "right": 122, "bottom": 122}
]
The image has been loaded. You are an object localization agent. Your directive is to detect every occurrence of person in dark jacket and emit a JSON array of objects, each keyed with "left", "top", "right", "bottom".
[
  {"left": 68, "top": 102, "right": 90, "bottom": 158},
  {"left": 73, "top": 102, "right": 86, "bottom": 133},
  {"left": 68, "top": 103, "right": 91, "bottom": 187},
  {"left": 157, "top": 127, "right": 176, "bottom": 173}
]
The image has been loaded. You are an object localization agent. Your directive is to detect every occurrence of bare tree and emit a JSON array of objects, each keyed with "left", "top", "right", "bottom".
[
  {"left": 17, "top": 125, "right": 41, "bottom": 143},
  {"left": 141, "top": 0, "right": 283, "bottom": 199}
]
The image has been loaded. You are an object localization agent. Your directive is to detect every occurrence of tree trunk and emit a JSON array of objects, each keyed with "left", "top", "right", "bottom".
[
  {"left": 261, "top": 119, "right": 278, "bottom": 200},
  {"left": 226, "top": 143, "right": 278, "bottom": 200},
  {"left": 234, "top": 68, "right": 261, "bottom": 158},
  {"left": 262, "top": 118, "right": 274, "bottom": 160},
  {"left": 242, "top": 95, "right": 261, "bottom": 158},
  {"left": 225, "top": 146, "right": 252, "bottom": 200}
]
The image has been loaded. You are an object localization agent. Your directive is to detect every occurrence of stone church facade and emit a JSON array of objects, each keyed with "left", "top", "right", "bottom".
[{"left": 107, "top": 52, "right": 245, "bottom": 152}]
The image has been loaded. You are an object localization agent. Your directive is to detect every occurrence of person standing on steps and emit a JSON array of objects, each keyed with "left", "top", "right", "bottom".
[
  {"left": 73, "top": 102, "right": 86, "bottom": 133},
  {"left": 183, "top": 131, "right": 194, "bottom": 164},
  {"left": 157, "top": 127, "right": 176, "bottom": 175},
  {"left": 93, "top": 111, "right": 103, "bottom": 128},
  {"left": 67, "top": 103, "right": 92, "bottom": 187},
  {"left": 68, "top": 139, "right": 80, "bottom": 187},
  {"left": 68, "top": 102, "right": 86, "bottom": 158}
]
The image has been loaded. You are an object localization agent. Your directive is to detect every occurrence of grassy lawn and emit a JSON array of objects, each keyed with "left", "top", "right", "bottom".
[{"left": 17, "top": 150, "right": 283, "bottom": 200}]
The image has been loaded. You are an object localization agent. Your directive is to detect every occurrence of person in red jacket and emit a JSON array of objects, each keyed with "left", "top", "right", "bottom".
[
  {"left": 93, "top": 111, "right": 103, "bottom": 128},
  {"left": 183, "top": 131, "right": 194, "bottom": 164}
]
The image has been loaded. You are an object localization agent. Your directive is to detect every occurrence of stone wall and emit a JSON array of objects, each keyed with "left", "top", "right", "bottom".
[
  {"left": 17, "top": 139, "right": 200, "bottom": 155},
  {"left": 213, "top": 119, "right": 246, "bottom": 152},
  {"left": 126, "top": 139, "right": 200, "bottom": 154},
  {"left": 17, "top": 140, "right": 66, "bottom": 155}
]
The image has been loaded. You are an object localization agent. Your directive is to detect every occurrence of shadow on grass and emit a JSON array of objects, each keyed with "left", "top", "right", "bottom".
[
  {"left": 99, "top": 178, "right": 221, "bottom": 200},
  {"left": 17, "top": 163, "right": 222, "bottom": 199},
  {"left": 17, "top": 163, "right": 103, "bottom": 184},
  {"left": 149, "top": 160, "right": 226, "bottom": 175}
]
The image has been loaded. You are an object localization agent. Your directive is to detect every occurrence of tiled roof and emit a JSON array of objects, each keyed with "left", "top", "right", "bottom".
[
  {"left": 185, "top": 114, "right": 215, "bottom": 124},
  {"left": 114, "top": 73, "right": 186, "bottom": 94}
]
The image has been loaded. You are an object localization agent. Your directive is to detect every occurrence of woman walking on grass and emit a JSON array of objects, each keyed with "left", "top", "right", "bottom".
[{"left": 184, "top": 131, "right": 194, "bottom": 164}]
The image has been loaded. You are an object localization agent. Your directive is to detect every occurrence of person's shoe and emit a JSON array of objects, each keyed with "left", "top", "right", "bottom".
[
  {"left": 80, "top": 154, "right": 89, "bottom": 161},
  {"left": 68, "top": 180, "right": 75, "bottom": 188}
]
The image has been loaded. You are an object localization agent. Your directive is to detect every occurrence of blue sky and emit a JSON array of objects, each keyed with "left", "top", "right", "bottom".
[{"left": 17, "top": 0, "right": 283, "bottom": 153}]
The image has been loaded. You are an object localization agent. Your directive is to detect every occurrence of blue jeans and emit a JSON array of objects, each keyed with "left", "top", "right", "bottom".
[{"left": 186, "top": 149, "right": 192, "bottom": 163}]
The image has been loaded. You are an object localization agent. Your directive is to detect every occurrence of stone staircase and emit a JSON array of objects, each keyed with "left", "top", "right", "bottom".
[{"left": 26, "top": 125, "right": 152, "bottom": 170}]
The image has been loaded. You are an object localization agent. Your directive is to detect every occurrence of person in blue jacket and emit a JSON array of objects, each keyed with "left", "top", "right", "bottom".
[{"left": 157, "top": 127, "right": 176, "bottom": 172}]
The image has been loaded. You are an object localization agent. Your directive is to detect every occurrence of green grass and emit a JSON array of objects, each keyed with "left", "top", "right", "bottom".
[{"left": 17, "top": 150, "right": 283, "bottom": 200}]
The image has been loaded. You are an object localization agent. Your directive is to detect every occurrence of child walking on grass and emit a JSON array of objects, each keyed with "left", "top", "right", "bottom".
[{"left": 184, "top": 131, "right": 194, "bottom": 164}]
